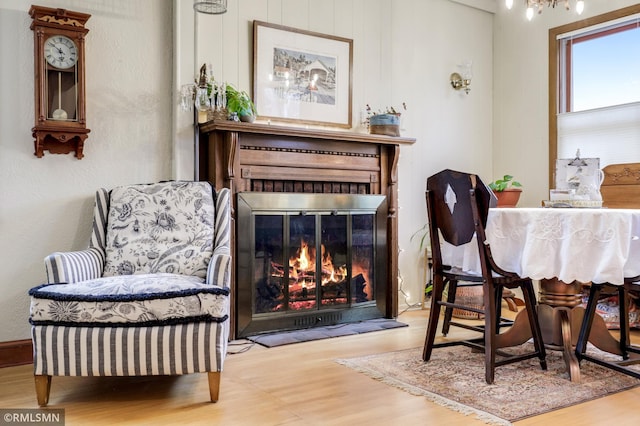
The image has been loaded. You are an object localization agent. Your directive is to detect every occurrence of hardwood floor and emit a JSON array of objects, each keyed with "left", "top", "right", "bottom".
[{"left": 1, "top": 309, "right": 639, "bottom": 425}]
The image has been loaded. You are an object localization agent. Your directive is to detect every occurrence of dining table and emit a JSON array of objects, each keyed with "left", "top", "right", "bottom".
[{"left": 442, "top": 207, "right": 640, "bottom": 382}]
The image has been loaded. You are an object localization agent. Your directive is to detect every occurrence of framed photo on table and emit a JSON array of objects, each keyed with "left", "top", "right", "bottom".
[
  {"left": 555, "top": 157, "right": 600, "bottom": 190},
  {"left": 252, "top": 20, "right": 353, "bottom": 128}
]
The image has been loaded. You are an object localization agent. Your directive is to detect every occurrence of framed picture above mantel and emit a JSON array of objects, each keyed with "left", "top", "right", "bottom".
[{"left": 252, "top": 20, "right": 353, "bottom": 128}]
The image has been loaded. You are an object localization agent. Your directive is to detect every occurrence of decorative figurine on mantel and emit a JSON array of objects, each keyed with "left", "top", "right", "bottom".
[
  {"left": 195, "top": 64, "right": 211, "bottom": 123},
  {"left": 182, "top": 63, "right": 256, "bottom": 124}
]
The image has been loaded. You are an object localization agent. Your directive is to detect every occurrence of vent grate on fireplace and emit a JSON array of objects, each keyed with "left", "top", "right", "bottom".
[
  {"left": 251, "top": 180, "right": 370, "bottom": 194},
  {"left": 294, "top": 312, "right": 344, "bottom": 327}
]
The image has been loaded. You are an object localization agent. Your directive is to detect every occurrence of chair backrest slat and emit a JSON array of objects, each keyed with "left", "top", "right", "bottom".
[
  {"left": 426, "top": 169, "right": 494, "bottom": 247},
  {"left": 426, "top": 169, "right": 497, "bottom": 274}
]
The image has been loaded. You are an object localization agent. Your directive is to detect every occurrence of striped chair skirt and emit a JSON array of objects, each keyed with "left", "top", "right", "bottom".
[{"left": 32, "top": 322, "right": 229, "bottom": 377}]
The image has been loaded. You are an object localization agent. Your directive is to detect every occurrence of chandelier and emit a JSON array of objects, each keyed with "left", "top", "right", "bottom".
[{"left": 505, "top": 0, "right": 585, "bottom": 21}]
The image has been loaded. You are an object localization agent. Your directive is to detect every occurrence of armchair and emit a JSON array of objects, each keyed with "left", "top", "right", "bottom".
[{"left": 28, "top": 181, "right": 231, "bottom": 406}]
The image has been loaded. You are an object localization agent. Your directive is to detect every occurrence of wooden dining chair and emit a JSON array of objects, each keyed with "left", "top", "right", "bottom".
[
  {"left": 575, "top": 278, "right": 640, "bottom": 379},
  {"left": 422, "top": 169, "right": 547, "bottom": 384}
]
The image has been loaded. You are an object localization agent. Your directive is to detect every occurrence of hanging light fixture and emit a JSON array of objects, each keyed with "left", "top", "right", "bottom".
[
  {"left": 506, "top": 0, "right": 585, "bottom": 20},
  {"left": 193, "top": 0, "right": 227, "bottom": 15}
]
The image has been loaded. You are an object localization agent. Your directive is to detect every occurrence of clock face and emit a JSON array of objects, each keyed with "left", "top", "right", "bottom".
[{"left": 44, "top": 35, "right": 78, "bottom": 69}]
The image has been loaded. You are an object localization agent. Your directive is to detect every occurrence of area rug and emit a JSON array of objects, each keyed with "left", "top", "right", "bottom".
[
  {"left": 246, "top": 318, "right": 408, "bottom": 347},
  {"left": 336, "top": 343, "right": 640, "bottom": 425}
]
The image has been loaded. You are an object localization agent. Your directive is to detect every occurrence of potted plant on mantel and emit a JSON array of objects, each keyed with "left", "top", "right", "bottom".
[
  {"left": 226, "top": 84, "right": 257, "bottom": 123},
  {"left": 488, "top": 175, "right": 522, "bottom": 207},
  {"left": 365, "top": 103, "right": 406, "bottom": 137}
]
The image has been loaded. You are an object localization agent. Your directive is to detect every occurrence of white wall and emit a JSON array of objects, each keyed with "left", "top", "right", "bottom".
[
  {"left": 0, "top": 0, "right": 173, "bottom": 341},
  {"left": 492, "top": 0, "right": 640, "bottom": 207},
  {"left": 392, "top": 1, "right": 494, "bottom": 308}
]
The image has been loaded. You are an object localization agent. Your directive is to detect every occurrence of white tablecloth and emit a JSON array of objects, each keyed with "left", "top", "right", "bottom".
[{"left": 442, "top": 208, "right": 640, "bottom": 285}]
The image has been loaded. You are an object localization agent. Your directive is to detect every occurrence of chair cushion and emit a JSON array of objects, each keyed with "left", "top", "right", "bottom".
[
  {"left": 103, "top": 181, "right": 214, "bottom": 279},
  {"left": 29, "top": 273, "right": 229, "bottom": 326}
]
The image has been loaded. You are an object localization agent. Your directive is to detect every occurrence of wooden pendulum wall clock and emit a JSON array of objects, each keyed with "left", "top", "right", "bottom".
[{"left": 30, "top": 6, "right": 91, "bottom": 159}]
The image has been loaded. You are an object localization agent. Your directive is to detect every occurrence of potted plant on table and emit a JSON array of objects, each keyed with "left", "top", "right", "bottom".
[{"left": 488, "top": 175, "right": 522, "bottom": 207}]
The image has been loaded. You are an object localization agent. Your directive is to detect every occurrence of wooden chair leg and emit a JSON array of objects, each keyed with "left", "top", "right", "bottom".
[
  {"left": 494, "top": 285, "right": 503, "bottom": 334},
  {"left": 618, "top": 286, "right": 630, "bottom": 359},
  {"left": 208, "top": 371, "right": 221, "bottom": 402},
  {"left": 575, "top": 284, "right": 603, "bottom": 358},
  {"left": 34, "top": 375, "right": 51, "bottom": 407},
  {"left": 522, "top": 283, "right": 547, "bottom": 370},
  {"left": 423, "top": 276, "right": 445, "bottom": 361},
  {"left": 483, "top": 282, "right": 498, "bottom": 384},
  {"left": 441, "top": 279, "right": 457, "bottom": 336}
]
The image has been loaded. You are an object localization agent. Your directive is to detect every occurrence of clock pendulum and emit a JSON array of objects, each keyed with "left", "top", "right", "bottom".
[{"left": 52, "top": 72, "right": 68, "bottom": 121}]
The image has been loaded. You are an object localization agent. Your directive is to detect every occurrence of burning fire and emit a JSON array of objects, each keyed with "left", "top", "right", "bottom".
[
  {"left": 288, "top": 240, "right": 348, "bottom": 286},
  {"left": 268, "top": 239, "right": 371, "bottom": 310}
]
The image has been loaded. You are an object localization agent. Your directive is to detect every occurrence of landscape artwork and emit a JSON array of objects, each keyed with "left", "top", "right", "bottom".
[{"left": 253, "top": 21, "right": 352, "bottom": 127}]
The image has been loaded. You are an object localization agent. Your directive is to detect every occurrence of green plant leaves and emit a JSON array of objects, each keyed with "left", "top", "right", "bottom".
[{"left": 489, "top": 174, "right": 522, "bottom": 192}]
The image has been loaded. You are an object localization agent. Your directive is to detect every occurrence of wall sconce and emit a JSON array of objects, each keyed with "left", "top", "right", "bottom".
[
  {"left": 450, "top": 61, "right": 473, "bottom": 94},
  {"left": 193, "top": 0, "right": 227, "bottom": 14}
]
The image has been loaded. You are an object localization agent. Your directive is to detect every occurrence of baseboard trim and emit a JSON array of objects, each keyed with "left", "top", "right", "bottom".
[{"left": 0, "top": 339, "right": 33, "bottom": 368}]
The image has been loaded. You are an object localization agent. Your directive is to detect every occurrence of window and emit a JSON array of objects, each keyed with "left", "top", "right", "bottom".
[
  {"left": 560, "top": 20, "right": 640, "bottom": 113},
  {"left": 548, "top": 5, "right": 640, "bottom": 185}
]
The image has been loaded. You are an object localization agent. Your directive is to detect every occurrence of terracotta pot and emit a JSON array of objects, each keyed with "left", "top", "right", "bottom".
[{"left": 494, "top": 188, "right": 522, "bottom": 207}]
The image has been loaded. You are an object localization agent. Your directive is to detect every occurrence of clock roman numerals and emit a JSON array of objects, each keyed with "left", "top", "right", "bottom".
[{"left": 44, "top": 35, "right": 78, "bottom": 69}]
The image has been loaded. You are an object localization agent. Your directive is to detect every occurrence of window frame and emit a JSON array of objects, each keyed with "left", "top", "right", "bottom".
[{"left": 548, "top": 4, "right": 640, "bottom": 188}]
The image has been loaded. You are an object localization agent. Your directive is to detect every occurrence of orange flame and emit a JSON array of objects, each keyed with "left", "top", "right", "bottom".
[{"left": 280, "top": 238, "right": 372, "bottom": 306}]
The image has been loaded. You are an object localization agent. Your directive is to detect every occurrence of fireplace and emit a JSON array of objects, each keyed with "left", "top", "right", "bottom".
[
  {"left": 196, "top": 120, "right": 415, "bottom": 339},
  {"left": 236, "top": 193, "right": 387, "bottom": 337}
]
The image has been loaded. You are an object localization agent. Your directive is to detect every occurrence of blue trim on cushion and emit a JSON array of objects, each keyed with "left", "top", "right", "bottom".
[
  {"left": 29, "top": 283, "right": 229, "bottom": 302},
  {"left": 29, "top": 283, "right": 69, "bottom": 295},
  {"left": 29, "top": 314, "right": 229, "bottom": 327}
]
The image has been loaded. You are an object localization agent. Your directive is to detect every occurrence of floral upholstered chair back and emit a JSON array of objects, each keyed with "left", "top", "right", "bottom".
[{"left": 102, "top": 181, "right": 215, "bottom": 279}]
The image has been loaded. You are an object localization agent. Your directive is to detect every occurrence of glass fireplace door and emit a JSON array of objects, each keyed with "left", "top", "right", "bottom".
[
  {"left": 254, "top": 212, "right": 375, "bottom": 315},
  {"left": 237, "top": 192, "right": 386, "bottom": 337}
]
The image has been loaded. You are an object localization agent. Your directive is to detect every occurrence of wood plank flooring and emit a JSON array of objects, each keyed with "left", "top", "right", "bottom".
[{"left": 1, "top": 309, "right": 639, "bottom": 425}]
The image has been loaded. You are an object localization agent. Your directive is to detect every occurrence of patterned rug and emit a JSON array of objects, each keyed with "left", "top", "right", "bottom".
[
  {"left": 336, "top": 343, "right": 640, "bottom": 425},
  {"left": 246, "top": 318, "right": 407, "bottom": 347}
]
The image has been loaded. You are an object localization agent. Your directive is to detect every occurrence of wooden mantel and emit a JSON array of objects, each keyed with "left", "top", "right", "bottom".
[
  {"left": 197, "top": 120, "right": 415, "bottom": 338},
  {"left": 198, "top": 120, "right": 416, "bottom": 146}
]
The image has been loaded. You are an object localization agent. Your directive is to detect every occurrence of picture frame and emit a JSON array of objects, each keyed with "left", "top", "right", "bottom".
[
  {"left": 253, "top": 20, "right": 353, "bottom": 128},
  {"left": 555, "top": 157, "right": 600, "bottom": 189}
]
